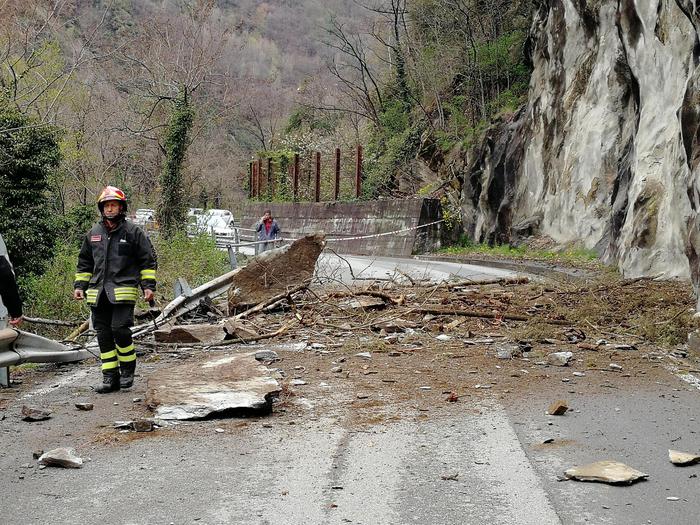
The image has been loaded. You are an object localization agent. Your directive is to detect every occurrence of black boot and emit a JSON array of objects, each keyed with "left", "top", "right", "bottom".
[
  {"left": 94, "top": 370, "right": 120, "bottom": 394},
  {"left": 119, "top": 361, "right": 136, "bottom": 389}
]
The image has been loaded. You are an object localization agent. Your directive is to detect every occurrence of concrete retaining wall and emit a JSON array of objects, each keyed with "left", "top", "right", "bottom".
[{"left": 238, "top": 199, "right": 442, "bottom": 257}]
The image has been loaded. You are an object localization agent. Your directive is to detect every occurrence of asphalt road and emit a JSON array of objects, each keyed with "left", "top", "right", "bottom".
[
  {"left": 2, "top": 360, "right": 699, "bottom": 525},
  {"left": 315, "top": 253, "right": 519, "bottom": 285},
  {"left": 1, "top": 255, "right": 699, "bottom": 525}
]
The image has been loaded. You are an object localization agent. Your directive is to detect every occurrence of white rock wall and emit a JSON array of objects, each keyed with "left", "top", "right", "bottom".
[{"left": 465, "top": 0, "right": 700, "bottom": 280}]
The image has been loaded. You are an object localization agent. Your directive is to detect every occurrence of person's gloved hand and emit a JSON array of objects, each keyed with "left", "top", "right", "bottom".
[
  {"left": 73, "top": 289, "right": 84, "bottom": 301},
  {"left": 144, "top": 289, "right": 154, "bottom": 302}
]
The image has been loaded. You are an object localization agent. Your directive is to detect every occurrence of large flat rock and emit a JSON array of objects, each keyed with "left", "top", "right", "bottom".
[
  {"left": 564, "top": 460, "right": 648, "bottom": 485},
  {"left": 228, "top": 234, "right": 325, "bottom": 313},
  {"left": 146, "top": 352, "right": 281, "bottom": 420}
]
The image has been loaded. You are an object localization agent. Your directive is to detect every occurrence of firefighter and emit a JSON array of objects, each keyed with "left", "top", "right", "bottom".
[{"left": 73, "top": 186, "right": 156, "bottom": 393}]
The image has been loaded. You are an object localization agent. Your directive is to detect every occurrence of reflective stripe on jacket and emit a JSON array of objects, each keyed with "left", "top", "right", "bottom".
[{"left": 74, "top": 219, "right": 156, "bottom": 305}]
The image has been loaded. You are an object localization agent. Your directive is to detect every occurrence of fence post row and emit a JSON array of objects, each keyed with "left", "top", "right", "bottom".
[{"left": 247, "top": 146, "right": 363, "bottom": 202}]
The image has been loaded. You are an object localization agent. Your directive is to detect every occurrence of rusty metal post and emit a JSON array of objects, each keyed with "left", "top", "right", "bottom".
[
  {"left": 334, "top": 147, "right": 341, "bottom": 201},
  {"left": 256, "top": 158, "right": 263, "bottom": 198},
  {"left": 248, "top": 162, "right": 253, "bottom": 199},
  {"left": 314, "top": 152, "right": 321, "bottom": 202},
  {"left": 293, "top": 153, "right": 299, "bottom": 202},
  {"left": 251, "top": 161, "right": 258, "bottom": 198},
  {"left": 355, "top": 145, "right": 363, "bottom": 199},
  {"left": 267, "top": 157, "right": 273, "bottom": 200}
]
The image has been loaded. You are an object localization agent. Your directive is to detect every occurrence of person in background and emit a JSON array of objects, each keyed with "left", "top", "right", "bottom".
[
  {"left": 0, "top": 233, "right": 23, "bottom": 328},
  {"left": 255, "top": 209, "right": 280, "bottom": 253},
  {"left": 73, "top": 186, "right": 156, "bottom": 394}
]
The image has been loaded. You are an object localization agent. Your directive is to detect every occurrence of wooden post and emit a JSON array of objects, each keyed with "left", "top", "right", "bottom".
[
  {"left": 293, "top": 153, "right": 299, "bottom": 202},
  {"left": 252, "top": 161, "right": 258, "bottom": 198},
  {"left": 334, "top": 147, "right": 341, "bottom": 201},
  {"left": 248, "top": 162, "right": 253, "bottom": 199},
  {"left": 256, "top": 158, "right": 263, "bottom": 198},
  {"left": 267, "top": 157, "right": 273, "bottom": 200},
  {"left": 355, "top": 145, "right": 363, "bottom": 199},
  {"left": 314, "top": 151, "right": 321, "bottom": 202}
]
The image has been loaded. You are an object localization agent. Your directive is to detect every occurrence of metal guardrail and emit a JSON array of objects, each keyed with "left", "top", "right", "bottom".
[{"left": 0, "top": 328, "right": 92, "bottom": 368}]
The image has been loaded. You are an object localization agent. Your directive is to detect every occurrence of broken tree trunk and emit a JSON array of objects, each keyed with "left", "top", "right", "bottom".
[
  {"left": 228, "top": 234, "right": 325, "bottom": 314},
  {"left": 410, "top": 306, "right": 570, "bottom": 325}
]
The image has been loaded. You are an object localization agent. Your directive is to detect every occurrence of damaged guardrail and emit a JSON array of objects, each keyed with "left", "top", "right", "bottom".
[{"left": 0, "top": 328, "right": 92, "bottom": 368}]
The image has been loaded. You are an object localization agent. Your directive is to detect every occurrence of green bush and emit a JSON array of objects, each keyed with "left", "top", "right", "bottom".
[
  {"left": 152, "top": 233, "right": 229, "bottom": 302},
  {"left": 22, "top": 244, "right": 85, "bottom": 324}
]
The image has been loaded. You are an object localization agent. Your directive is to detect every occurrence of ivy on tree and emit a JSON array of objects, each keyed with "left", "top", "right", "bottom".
[{"left": 157, "top": 88, "right": 194, "bottom": 238}]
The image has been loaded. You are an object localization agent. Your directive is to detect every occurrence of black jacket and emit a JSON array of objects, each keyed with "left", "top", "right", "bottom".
[
  {"left": 74, "top": 218, "right": 156, "bottom": 305},
  {"left": 0, "top": 255, "right": 22, "bottom": 318}
]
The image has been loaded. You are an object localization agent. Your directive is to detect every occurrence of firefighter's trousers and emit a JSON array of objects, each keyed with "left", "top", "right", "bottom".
[{"left": 91, "top": 292, "right": 136, "bottom": 373}]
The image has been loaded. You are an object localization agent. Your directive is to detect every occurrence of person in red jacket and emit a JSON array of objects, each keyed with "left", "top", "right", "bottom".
[{"left": 255, "top": 209, "right": 280, "bottom": 253}]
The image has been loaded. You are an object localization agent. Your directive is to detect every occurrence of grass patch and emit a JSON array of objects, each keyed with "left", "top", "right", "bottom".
[{"left": 438, "top": 237, "right": 600, "bottom": 265}]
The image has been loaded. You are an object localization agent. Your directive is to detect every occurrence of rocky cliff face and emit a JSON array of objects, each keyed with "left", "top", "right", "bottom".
[{"left": 462, "top": 0, "right": 700, "bottom": 284}]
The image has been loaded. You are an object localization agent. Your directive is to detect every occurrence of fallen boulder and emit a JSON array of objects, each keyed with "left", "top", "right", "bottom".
[
  {"left": 146, "top": 352, "right": 281, "bottom": 420},
  {"left": 37, "top": 448, "right": 83, "bottom": 469},
  {"left": 154, "top": 323, "right": 226, "bottom": 344},
  {"left": 564, "top": 460, "right": 647, "bottom": 485},
  {"left": 228, "top": 234, "right": 325, "bottom": 314}
]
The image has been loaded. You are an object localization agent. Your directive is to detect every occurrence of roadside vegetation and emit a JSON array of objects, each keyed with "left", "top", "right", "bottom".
[
  {"left": 508, "top": 275, "right": 695, "bottom": 348},
  {"left": 21, "top": 234, "right": 228, "bottom": 339},
  {"left": 438, "top": 237, "right": 601, "bottom": 266}
]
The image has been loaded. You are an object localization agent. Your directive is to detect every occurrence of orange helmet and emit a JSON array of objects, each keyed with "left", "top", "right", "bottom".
[{"left": 97, "top": 186, "right": 128, "bottom": 212}]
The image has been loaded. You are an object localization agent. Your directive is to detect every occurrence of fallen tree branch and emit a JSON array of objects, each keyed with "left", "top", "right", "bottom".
[
  {"left": 328, "top": 289, "right": 405, "bottom": 306},
  {"left": 24, "top": 316, "right": 80, "bottom": 327},
  {"left": 233, "top": 281, "right": 311, "bottom": 320},
  {"left": 411, "top": 306, "right": 570, "bottom": 325},
  {"left": 441, "top": 276, "right": 530, "bottom": 289},
  {"left": 64, "top": 320, "right": 90, "bottom": 342}
]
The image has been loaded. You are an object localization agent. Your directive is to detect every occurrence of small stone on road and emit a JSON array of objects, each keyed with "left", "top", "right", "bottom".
[
  {"left": 37, "top": 448, "right": 83, "bottom": 469},
  {"left": 547, "top": 352, "right": 573, "bottom": 366},
  {"left": 21, "top": 405, "right": 51, "bottom": 422}
]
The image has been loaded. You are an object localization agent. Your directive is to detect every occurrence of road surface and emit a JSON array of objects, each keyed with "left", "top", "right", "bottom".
[
  {"left": 1, "top": 257, "right": 699, "bottom": 524},
  {"left": 315, "top": 253, "right": 520, "bottom": 285}
]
